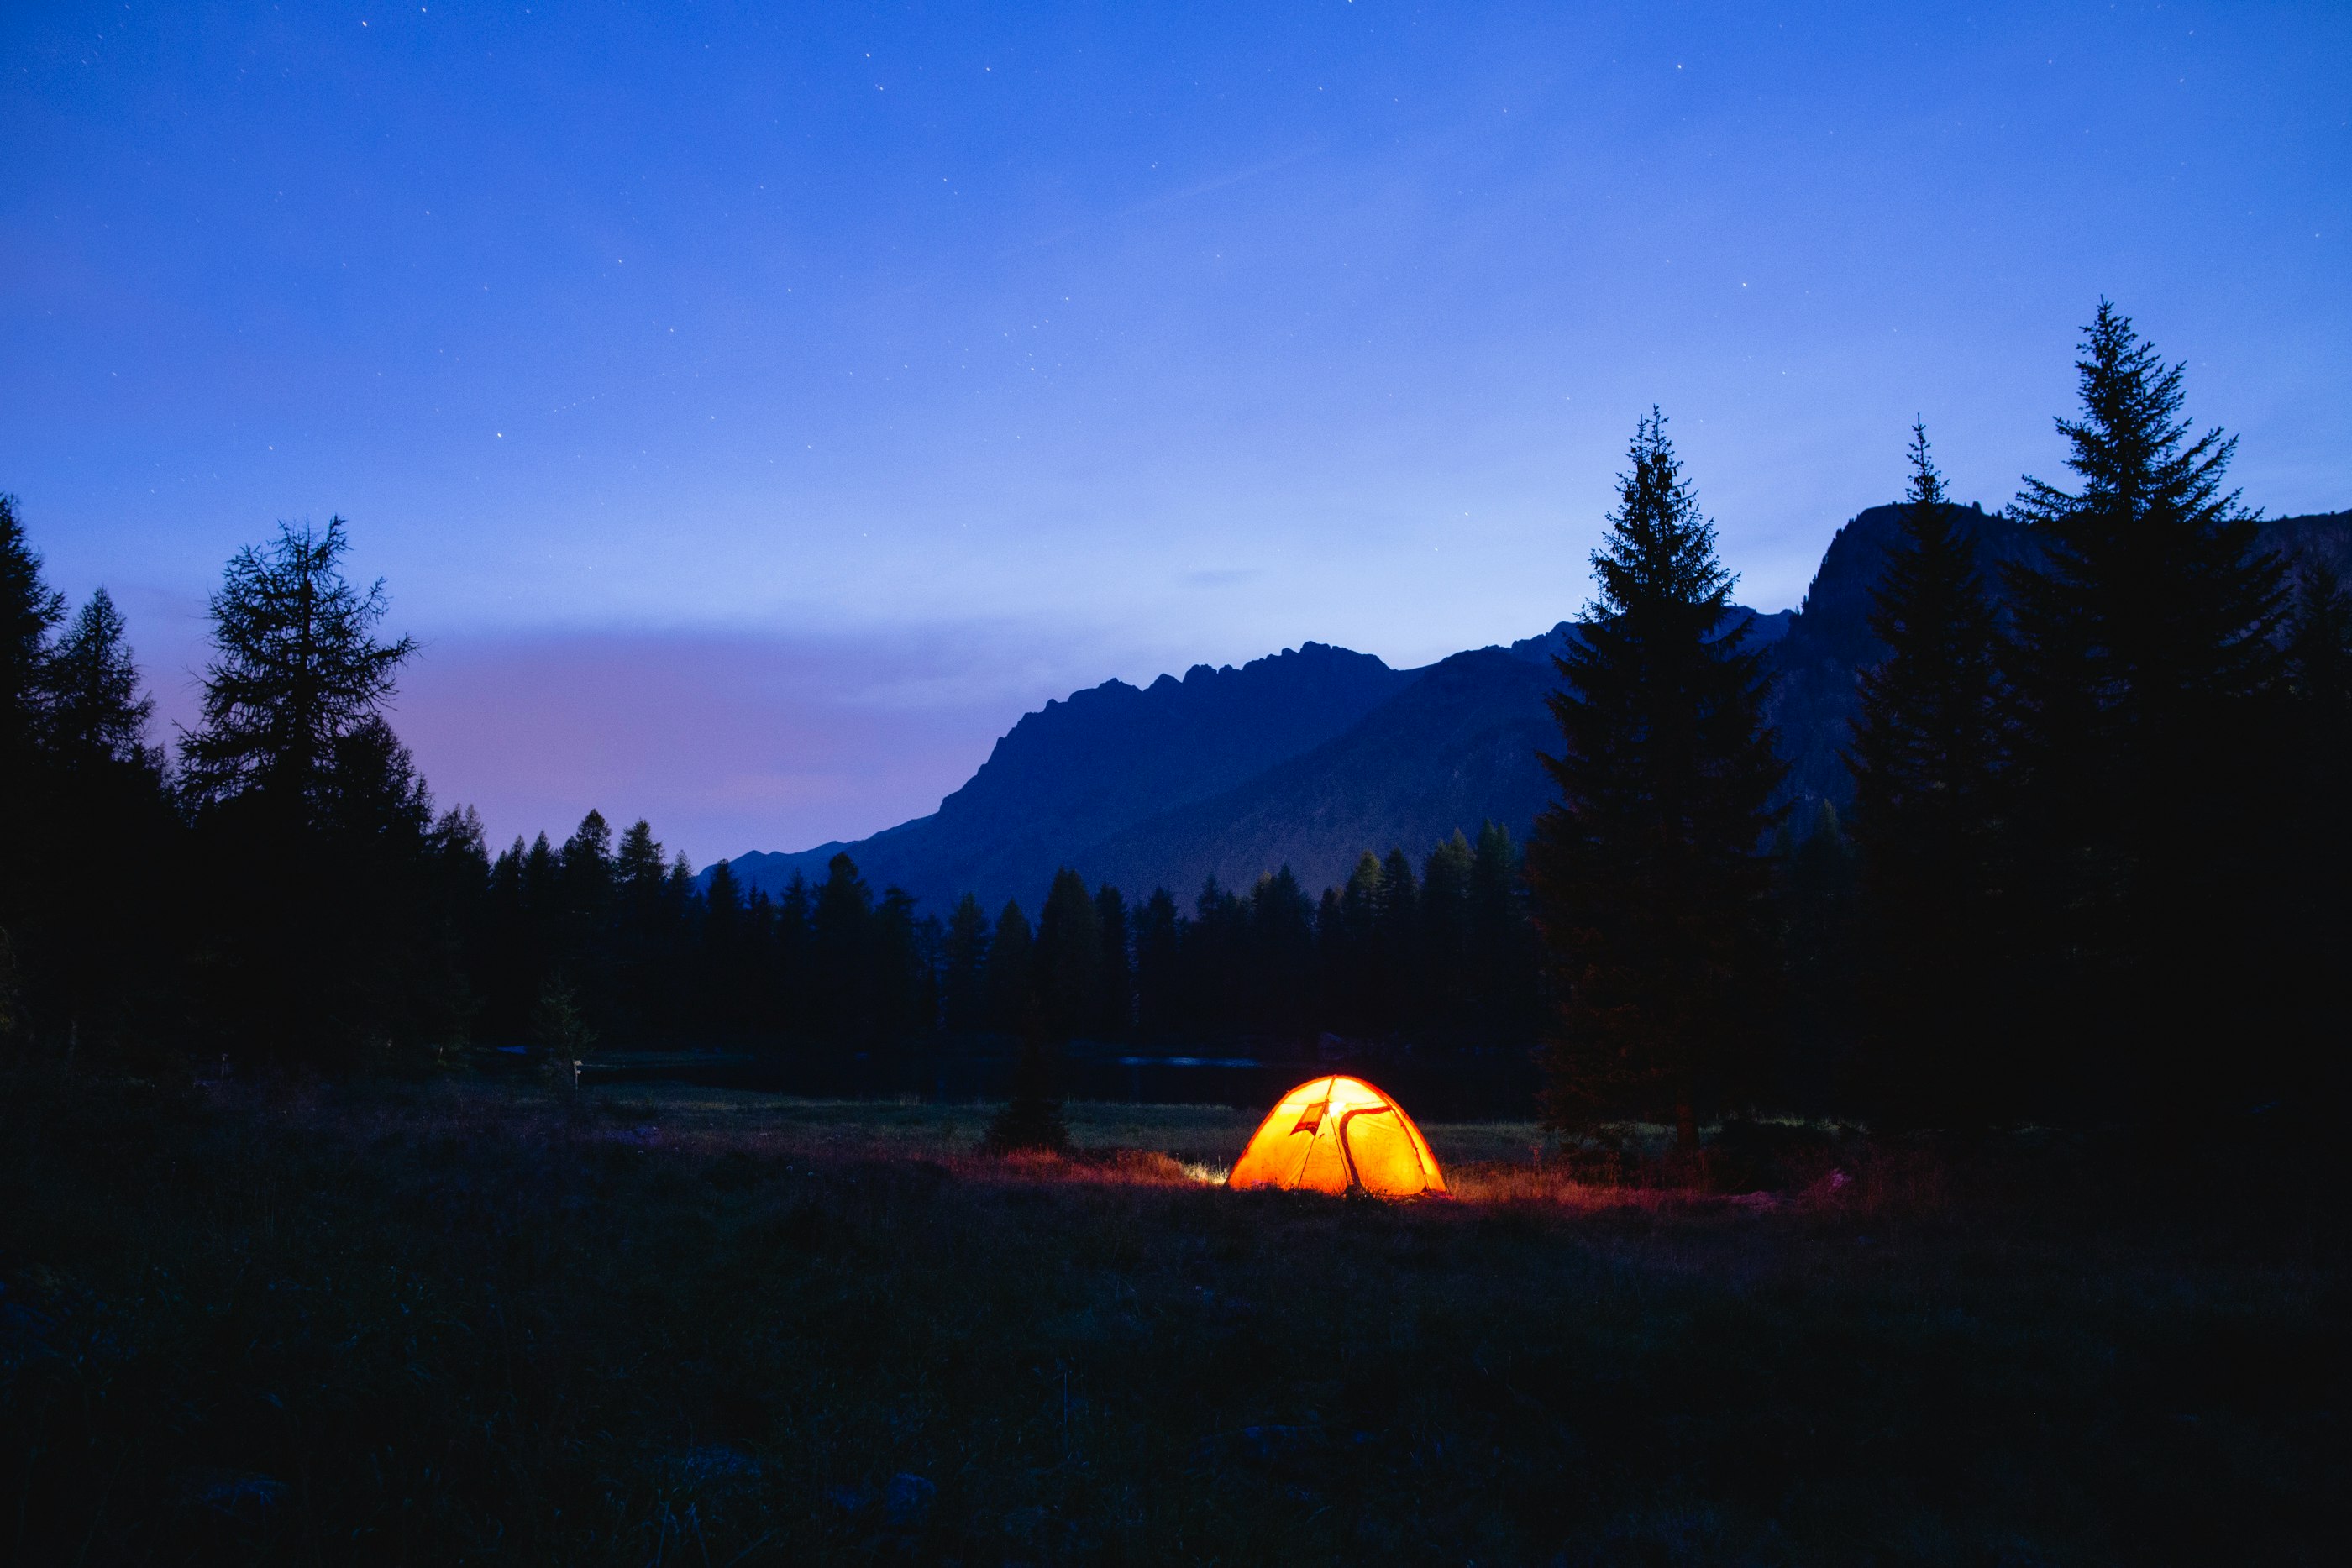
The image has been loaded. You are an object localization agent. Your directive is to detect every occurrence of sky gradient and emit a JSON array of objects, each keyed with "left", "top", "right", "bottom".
[{"left": 5, "top": 1, "right": 2346, "bottom": 865}]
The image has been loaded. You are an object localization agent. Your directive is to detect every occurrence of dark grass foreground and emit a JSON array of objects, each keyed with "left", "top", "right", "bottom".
[{"left": 3, "top": 1072, "right": 2343, "bottom": 1565}]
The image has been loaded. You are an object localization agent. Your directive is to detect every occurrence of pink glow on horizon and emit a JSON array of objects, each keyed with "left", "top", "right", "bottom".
[{"left": 388, "top": 630, "right": 1032, "bottom": 870}]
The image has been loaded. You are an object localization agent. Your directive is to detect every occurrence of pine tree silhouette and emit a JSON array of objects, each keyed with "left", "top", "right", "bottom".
[
  {"left": 1846, "top": 421, "right": 2009, "bottom": 1125},
  {"left": 2003, "top": 302, "right": 2287, "bottom": 1119},
  {"left": 0, "top": 496, "right": 66, "bottom": 1008},
  {"left": 1528, "top": 412, "right": 1786, "bottom": 1153},
  {"left": 0, "top": 494, "right": 65, "bottom": 774},
  {"left": 1092, "top": 884, "right": 1131, "bottom": 1041},
  {"left": 982, "top": 899, "right": 1034, "bottom": 1036},
  {"left": 941, "top": 894, "right": 991, "bottom": 1036},
  {"left": 1033, "top": 868, "right": 1102, "bottom": 1042}
]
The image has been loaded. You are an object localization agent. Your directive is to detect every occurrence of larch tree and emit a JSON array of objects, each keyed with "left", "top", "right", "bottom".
[
  {"left": 180, "top": 517, "right": 417, "bottom": 818},
  {"left": 1527, "top": 412, "right": 1786, "bottom": 1153},
  {"left": 178, "top": 517, "right": 438, "bottom": 1060}
]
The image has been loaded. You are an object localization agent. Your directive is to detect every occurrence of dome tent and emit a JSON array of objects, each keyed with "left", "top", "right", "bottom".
[{"left": 1226, "top": 1075, "right": 1446, "bottom": 1198}]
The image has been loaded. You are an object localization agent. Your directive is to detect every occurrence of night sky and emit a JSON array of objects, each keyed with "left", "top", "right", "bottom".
[{"left": 5, "top": 2, "right": 2345, "bottom": 866}]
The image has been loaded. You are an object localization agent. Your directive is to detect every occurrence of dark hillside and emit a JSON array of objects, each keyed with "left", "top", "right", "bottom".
[
  {"left": 1077, "top": 648, "right": 1562, "bottom": 897},
  {"left": 723, "top": 642, "right": 1412, "bottom": 910}
]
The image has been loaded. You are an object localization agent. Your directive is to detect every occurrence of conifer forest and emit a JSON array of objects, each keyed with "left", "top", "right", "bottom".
[{"left": 4, "top": 306, "right": 2348, "bottom": 1135}]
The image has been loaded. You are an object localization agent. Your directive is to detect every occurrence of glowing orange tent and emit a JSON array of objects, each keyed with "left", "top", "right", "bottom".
[{"left": 1226, "top": 1075, "right": 1446, "bottom": 1198}]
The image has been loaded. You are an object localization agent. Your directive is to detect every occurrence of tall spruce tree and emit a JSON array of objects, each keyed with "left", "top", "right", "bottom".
[
  {"left": 0, "top": 496, "right": 66, "bottom": 996},
  {"left": 556, "top": 810, "right": 618, "bottom": 1035},
  {"left": 1373, "top": 847, "right": 1420, "bottom": 1030},
  {"left": 39, "top": 590, "right": 162, "bottom": 781},
  {"left": 1527, "top": 412, "right": 1785, "bottom": 1152},
  {"left": 810, "top": 853, "right": 875, "bottom": 1044},
  {"left": 941, "top": 894, "right": 991, "bottom": 1036},
  {"left": 1248, "top": 868, "right": 1317, "bottom": 1041},
  {"left": 0, "top": 495, "right": 64, "bottom": 768},
  {"left": 29, "top": 587, "right": 172, "bottom": 1051},
  {"left": 1131, "top": 889, "right": 1182, "bottom": 1040},
  {"left": 611, "top": 820, "right": 673, "bottom": 1041},
  {"left": 1846, "top": 422, "right": 2008, "bottom": 1125},
  {"left": 701, "top": 860, "right": 749, "bottom": 1037},
  {"left": 1033, "top": 868, "right": 1102, "bottom": 1041},
  {"left": 1419, "top": 831, "right": 1474, "bottom": 1045},
  {"left": 2003, "top": 303, "right": 2287, "bottom": 1119},
  {"left": 870, "top": 887, "right": 930, "bottom": 1045},
  {"left": 1466, "top": 821, "right": 1538, "bottom": 1047},
  {"left": 982, "top": 899, "right": 1034, "bottom": 1035},
  {"left": 1331, "top": 852, "right": 1384, "bottom": 1036},
  {"left": 1093, "top": 885, "right": 1132, "bottom": 1041}
]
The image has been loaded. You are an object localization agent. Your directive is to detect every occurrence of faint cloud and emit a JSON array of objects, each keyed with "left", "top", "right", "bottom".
[{"left": 1183, "top": 568, "right": 1263, "bottom": 590}]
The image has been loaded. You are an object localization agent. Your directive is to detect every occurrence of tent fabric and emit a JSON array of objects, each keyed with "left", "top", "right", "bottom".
[{"left": 1226, "top": 1075, "right": 1446, "bottom": 1198}]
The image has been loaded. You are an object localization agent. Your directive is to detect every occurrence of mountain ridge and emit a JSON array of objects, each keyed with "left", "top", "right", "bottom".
[{"left": 714, "top": 506, "right": 2347, "bottom": 913}]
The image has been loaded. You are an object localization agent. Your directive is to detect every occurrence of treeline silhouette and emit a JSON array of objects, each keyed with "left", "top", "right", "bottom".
[
  {"left": 460, "top": 816, "right": 1543, "bottom": 1060},
  {"left": 1, "top": 302, "right": 2344, "bottom": 1133},
  {"left": 0, "top": 501, "right": 1544, "bottom": 1067}
]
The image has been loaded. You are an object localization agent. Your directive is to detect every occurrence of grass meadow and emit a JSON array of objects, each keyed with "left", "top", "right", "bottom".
[{"left": 2, "top": 1068, "right": 2341, "bottom": 1565}]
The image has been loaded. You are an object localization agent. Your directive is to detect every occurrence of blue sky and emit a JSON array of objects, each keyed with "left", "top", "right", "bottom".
[{"left": 4, "top": 1, "right": 2345, "bottom": 863}]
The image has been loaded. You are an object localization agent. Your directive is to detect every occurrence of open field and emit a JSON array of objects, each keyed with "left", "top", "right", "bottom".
[
  {"left": 3, "top": 1071, "right": 2343, "bottom": 1565},
  {"left": 508, "top": 1087, "right": 1559, "bottom": 1177}
]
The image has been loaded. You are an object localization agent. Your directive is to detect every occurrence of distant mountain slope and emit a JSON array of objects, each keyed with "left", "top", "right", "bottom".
[
  {"left": 1074, "top": 648, "right": 1563, "bottom": 899},
  {"left": 1071, "top": 607, "right": 1798, "bottom": 901},
  {"left": 722, "top": 642, "right": 1413, "bottom": 910},
  {"left": 713, "top": 504, "right": 2344, "bottom": 911}
]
